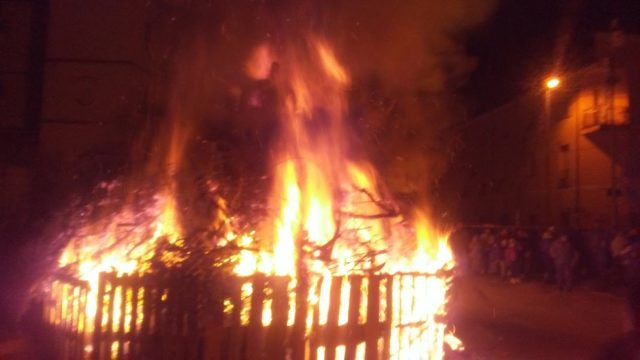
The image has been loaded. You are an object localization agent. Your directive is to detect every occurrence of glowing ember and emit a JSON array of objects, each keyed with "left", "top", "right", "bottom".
[{"left": 51, "top": 36, "right": 461, "bottom": 359}]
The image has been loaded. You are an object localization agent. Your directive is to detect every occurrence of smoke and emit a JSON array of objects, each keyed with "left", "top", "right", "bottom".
[
  {"left": 142, "top": 0, "right": 496, "bottom": 213},
  {"left": 317, "top": 0, "right": 497, "bottom": 206},
  {"left": 321, "top": 0, "right": 496, "bottom": 93}
]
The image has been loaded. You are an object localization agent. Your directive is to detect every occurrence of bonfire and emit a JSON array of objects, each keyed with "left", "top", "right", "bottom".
[{"left": 44, "top": 36, "right": 462, "bottom": 360}]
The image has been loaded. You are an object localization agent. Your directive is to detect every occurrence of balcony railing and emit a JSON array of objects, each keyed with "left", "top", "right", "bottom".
[{"left": 581, "top": 106, "right": 629, "bottom": 133}]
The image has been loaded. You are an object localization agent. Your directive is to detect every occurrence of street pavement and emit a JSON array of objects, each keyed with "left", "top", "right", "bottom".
[{"left": 449, "top": 275, "right": 629, "bottom": 359}]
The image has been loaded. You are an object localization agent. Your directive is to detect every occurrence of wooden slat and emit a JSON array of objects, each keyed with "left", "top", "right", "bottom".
[
  {"left": 227, "top": 278, "right": 243, "bottom": 360},
  {"left": 72, "top": 286, "right": 83, "bottom": 360},
  {"left": 202, "top": 275, "right": 225, "bottom": 360},
  {"left": 165, "top": 273, "right": 177, "bottom": 360},
  {"left": 139, "top": 277, "right": 152, "bottom": 358},
  {"left": 292, "top": 275, "right": 309, "bottom": 360},
  {"left": 183, "top": 276, "right": 199, "bottom": 360},
  {"left": 292, "top": 250, "right": 310, "bottom": 360},
  {"left": 64, "top": 285, "right": 73, "bottom": 359},
  {"left": 344, "top": 276, "right": 362, "bottom": 360},
  {"left": 308, "top": 277, "right": 324, "bottom": 360},
  {"left": 174, "top": 274, "right": 186, "bottom": 360},
  {"left": 92, "top": 273, "right": 106, "bottom": 360},
  {"left": 107, "top": 274, "right": 118, "bottom": 360},
  {"left": 247, "top": 275, "right": 265, "bottom": 360},
  {"left": 65, "top": 286, "right": 74, "bottom": 358},
  {"left": 156, "top": 279, "right": 167, "bottom": 360},
  {"left": 178, "top": 274, "right": 191, "bottom": 360},
  {"left": 397, "top": 275, "right": 405, "bottom": 360},
  {"left": 53, "top": 282, "right": 61, "bottom": 356},
  {"left": 365, "top": 276, "right": 380, "bottom": 360},
  {"left": 141, "top": 277, "right": 161, "bottom": 359},
  {"left": 52, "top": 282, "right": 58, "bottom": 358},
  {"left": 117, "top": 277, "right": 127, "bottom": 359},
  {"left": 55, "top": 282, "right": 61, "bottom": 326},
  {"left": 324, "top": 276, "right": 342, "bottom": 360},
  {"left": 78, "top": 287, "right": 88, "bottom": 360},
  {"left": 382, "top": 276, "right": 393, "bottom": 360},
  {"left": 267, "top": 276, "right": 289, "bottom": 360},
  {"left": 129, "top": 276, "right": 139, "bottom": 360},
  {"left": 58, "top": 284, "right": 66, "bottom": 359}
]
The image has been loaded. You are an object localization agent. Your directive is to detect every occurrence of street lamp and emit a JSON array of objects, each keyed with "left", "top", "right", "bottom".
[
  {"left": 546, "top": 77, "right": 560, "bottom": 89},
  {"left": 543, "top": 76, "right": 559, "bottom": 226},
  {"left": 544, "top": 76, "right": 560, "bottom": 125}
]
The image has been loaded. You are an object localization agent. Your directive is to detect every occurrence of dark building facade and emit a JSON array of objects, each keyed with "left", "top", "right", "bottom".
[
  {"left": 1, "top": 0, "right": 48, "bottom": 224},
  {"left": 444, "top": 32, "right": 640, "bottom": 228},
  {"left": 0, "top": 0, "right": 185, "bottom": 227}
]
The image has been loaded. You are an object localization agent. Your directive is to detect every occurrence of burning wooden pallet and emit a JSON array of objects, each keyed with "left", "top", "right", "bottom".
[{"left": 43, "top": 270, "right": 449, "bottom": 360}]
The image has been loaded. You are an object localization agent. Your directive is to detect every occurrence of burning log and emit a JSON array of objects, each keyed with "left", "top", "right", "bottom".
[{"left": 339, "top": 187, "right": 400, "bottom": 220}]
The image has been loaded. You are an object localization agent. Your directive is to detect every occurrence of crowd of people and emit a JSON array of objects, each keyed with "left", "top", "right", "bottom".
[{"left": 452, "top": 225, "right": 640, "bottom": 291}]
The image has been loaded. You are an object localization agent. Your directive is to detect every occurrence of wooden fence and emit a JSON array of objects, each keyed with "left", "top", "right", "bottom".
[
  {"left": 44, "top": 275, "right": 90, "bottom": 359},
  {"left": 45, "top": 272, "right": 440, "bottom": 360}
]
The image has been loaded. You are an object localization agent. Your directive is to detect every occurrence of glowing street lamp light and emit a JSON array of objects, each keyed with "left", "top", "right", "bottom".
[
  {"left": 546, "top": 77, "right": 560, "bottom": 89},
  {"left": 543, "top": 75, "right": 560, "bottom": 225}
]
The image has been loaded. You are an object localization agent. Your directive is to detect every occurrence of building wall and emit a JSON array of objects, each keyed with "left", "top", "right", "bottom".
[
  {"left": 0, "top": 0, "right": 46, "bottom": 225},
  {"left": 0, "top": 0, "right": 35, "bottom": 129},
  {"left": 39, "top": 0, "right": 148, "bottom": 181},
  {"left": 0, "top": 0, "right": 152, "bottom": 227},
  {"left": 557, "top": 72, "right": 633, "bottom": 227},
  {"left": 449, "top": 93, "right": 545, "bottom": 226},
  {"left": 0, "top": 0, "right": 229, "bottom": 228},
  {"left": 447, "top": 35, "right": 640, "bottom": 228}
]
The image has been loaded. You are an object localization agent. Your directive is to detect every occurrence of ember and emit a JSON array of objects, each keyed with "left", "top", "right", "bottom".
[{"left": 44, "top": 36, "right": 461, "bottom": 359}]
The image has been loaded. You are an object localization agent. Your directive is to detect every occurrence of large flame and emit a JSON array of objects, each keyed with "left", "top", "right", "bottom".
[{"left": 54, "top": 36, "right": 460, "bottom": 359}]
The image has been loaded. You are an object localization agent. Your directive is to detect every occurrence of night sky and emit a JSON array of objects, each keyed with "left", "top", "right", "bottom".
[{"left": 464, "top": 0, "right": 640, "bottom": 115}]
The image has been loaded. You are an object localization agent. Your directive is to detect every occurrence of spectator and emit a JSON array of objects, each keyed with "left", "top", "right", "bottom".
[
  {"left": 621, "top": 240, "right": 640, "bottom": 287},
  {"left": 550, "top": 234, "right": 577, "bottom": 291},
  {"left": 497, "top": 230, "right": 510, "bottom": 280},
  {"left": 505, "top": 237, "right": 521, "bottom": 284},
  {"left": 570, "top": 228, "right": 589, "bottom": 281},
  {"left": 586, "top": 224, "right": 610, "bottom": 278},
  {"left": 468, "top": 235, "right": 485, "bottom": 274},
  {"left": 611, "top": 231, "right": 629, "bottom": 262},
  {"left": 608, "top": 231, "right": 630, "bottom": 286},
  {"left": 539, "top": 226, "right": 556, "bottom": 282},
  {"left": 517, "top": 229, "right": 534, "bottom": 280},
  {"left": 487, "top": 234, "right": 501, "bottom": 275}
]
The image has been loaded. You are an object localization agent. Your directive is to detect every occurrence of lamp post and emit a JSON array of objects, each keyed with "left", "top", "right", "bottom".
[{"left": 544, "top": 77, "right": 560, "bottom": 225}]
